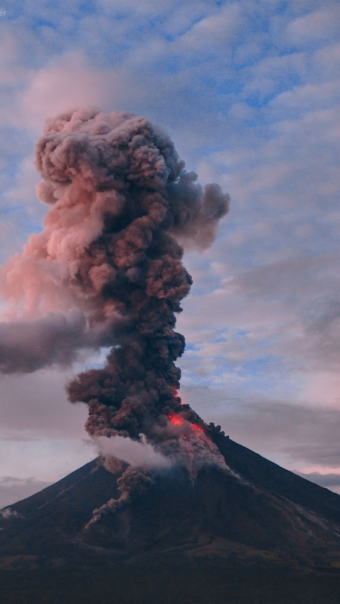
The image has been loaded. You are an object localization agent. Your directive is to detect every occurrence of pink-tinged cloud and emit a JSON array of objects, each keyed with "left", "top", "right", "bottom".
[
  {"left": 0, "top": 107, "right": 229, "bottom": 523},
  {"left": 287, "top": 7, "right": 340, "bottom": 43},
  {"left": 15, "top": 53, "right": 122, "bottom": 132}
]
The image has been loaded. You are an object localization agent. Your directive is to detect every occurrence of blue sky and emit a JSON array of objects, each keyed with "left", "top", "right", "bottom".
[{"left": 0, "top": 0, "right": 340, "bottom": 505}]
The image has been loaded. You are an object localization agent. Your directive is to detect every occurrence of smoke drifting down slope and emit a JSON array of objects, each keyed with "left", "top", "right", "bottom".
[{"left": 0, "top": 108, "right": 229, "bottom": 517}]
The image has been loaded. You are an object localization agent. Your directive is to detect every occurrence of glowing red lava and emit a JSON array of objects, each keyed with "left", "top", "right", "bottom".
[
  {"left": 171, "top": 388, "right": 185, "bottom": 405},
  {"left": 168, "top": 414, "right": 184, "bottom": 427},
  {"left": 191, "top": 423, "right": 204, "bottom": 433},
  {"left": 168, "top": 415, "right": 204, "bottom": 433}
]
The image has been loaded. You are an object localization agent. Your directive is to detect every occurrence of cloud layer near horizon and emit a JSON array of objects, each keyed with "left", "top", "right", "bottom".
[{"left": 0, "top": 0, "right": 340, "bottom": 497}]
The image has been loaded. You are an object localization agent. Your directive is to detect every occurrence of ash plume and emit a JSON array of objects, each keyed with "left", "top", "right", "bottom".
[{"left": 0, "top": 107, "right": 230, "bottom": 521}]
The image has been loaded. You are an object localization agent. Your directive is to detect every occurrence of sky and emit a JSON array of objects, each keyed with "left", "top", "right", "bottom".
[{"left": 0, "top": 0, "right": 340, "bottom": 507}]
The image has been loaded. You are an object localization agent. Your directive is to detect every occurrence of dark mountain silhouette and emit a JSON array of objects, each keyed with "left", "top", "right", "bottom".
[{"left": 1, "top": 433, "right": 340, "bottom": 604}]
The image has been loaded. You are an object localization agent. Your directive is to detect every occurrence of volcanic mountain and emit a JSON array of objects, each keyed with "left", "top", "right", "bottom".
[{"left": 1, "top": 432, "right": 340, "bottom": 604}]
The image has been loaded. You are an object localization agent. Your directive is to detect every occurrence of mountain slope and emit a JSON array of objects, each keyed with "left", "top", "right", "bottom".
[{"left": 1, "top": 434, "right": 340, "bottom": 603}]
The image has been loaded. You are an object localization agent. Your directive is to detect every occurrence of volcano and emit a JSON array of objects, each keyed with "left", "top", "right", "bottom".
[{"left": 1, "top": 433, "right": 340, "bottom": 604}]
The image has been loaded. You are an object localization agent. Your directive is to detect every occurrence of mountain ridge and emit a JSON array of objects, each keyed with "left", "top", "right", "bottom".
[{"left": 1, "top": 434, "right": 340, "bottom": 603}]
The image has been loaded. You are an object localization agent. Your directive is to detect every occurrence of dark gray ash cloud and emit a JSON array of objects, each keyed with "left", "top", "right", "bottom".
[{"left": 0, "top": 108, "right": 229, "bottom": 522}]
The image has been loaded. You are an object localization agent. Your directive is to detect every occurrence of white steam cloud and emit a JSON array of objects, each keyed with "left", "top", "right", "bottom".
[{"left": 95, "top": 435, "right": 172, "bottom": 469}]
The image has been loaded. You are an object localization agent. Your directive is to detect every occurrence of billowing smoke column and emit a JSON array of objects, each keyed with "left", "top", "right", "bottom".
[{"left": 0, "top": 108, "right": 230, "bottom": 522}]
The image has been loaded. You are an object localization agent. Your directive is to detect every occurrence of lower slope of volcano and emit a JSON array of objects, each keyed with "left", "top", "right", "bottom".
[{"left": 1, "top": 434, "right": 340, "bottom": 603}]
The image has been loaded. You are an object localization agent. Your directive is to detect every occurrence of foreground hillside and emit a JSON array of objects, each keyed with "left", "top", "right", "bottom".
[{"left": 1, "top": 434, "right": 340, "bottom": 603}]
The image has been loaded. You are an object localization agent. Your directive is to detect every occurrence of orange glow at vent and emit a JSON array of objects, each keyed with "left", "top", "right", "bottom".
[
  {"left": 168, "top": 415, "right": 204, "bottom": 433},
  {"left": 168, "top": 414, "right": 184, "bottom": 427}
]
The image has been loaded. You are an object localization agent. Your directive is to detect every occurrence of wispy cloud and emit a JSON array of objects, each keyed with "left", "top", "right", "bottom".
[{"left": 0, "top": 475, "right": 51, "bottom": 509}]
